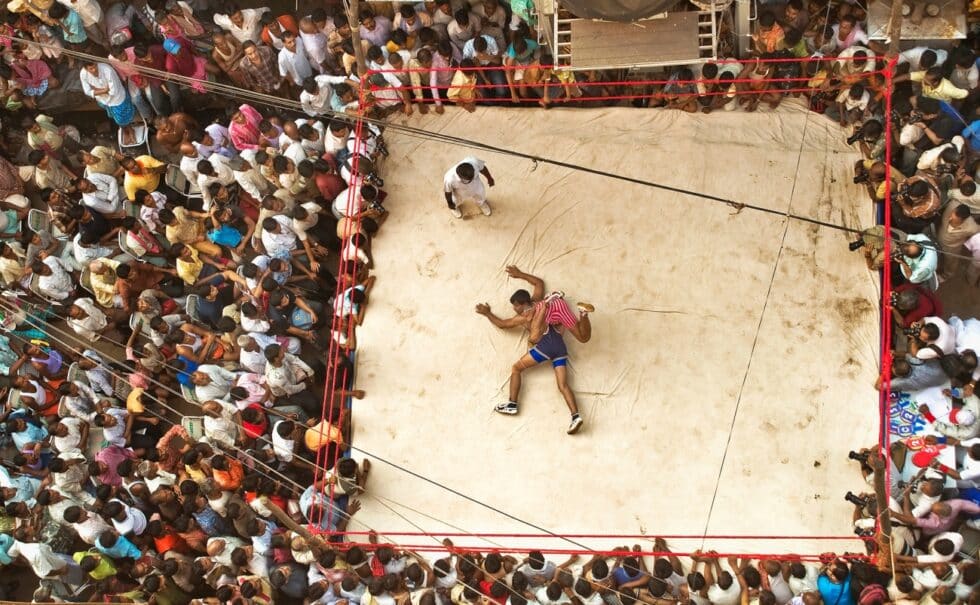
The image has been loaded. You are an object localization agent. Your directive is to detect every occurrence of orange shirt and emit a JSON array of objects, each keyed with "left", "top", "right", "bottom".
[
  {"left": 261, "top": 15, "right": 299, "bottom": 47},
  {"left": 214, "top": 460, "right": 245, "bottom": 491}
]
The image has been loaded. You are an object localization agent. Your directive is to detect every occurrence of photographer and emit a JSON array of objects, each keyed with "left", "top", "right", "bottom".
[
  {"left": 895, "top": 234, "right": 939, "bottom": 289},
  {"left": 876, "top": 354, "right": 947, "bottom": 393},
  {"left": 917, "top": 136, "right": 965, "bottom": 175},
  {"left": 890, "top": 283, "right": 943, "bottom": 329},
  {"left": 852, "top": 160, "right": 895, "bottom": 205},
  {"left": 849, "top": 118, "right": 885, "bottom": 161},
  {"left": 897, "top": 97, "right": 960, "bottom": 177},
  {"left": 937, "top": 204, "right": 979, "bottom": 279},
  {"left": 908, "top": 317, "right": 956, "bottom": 360},
  {"left": 892, "top": 175, "right": 941, "bottom": 233}
]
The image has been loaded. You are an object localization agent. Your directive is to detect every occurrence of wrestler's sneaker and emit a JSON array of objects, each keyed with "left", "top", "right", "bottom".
[
  {"left": 567, "top": 414, "right": 584, "bottom": 434},
  {"left": 544, "top": 290, "right": 565, "bottom": 303},
  {"left": 577, "top": 302, "right": 595, "bottom": 314},
  {"left": 451, "top": 208, "right": 463, "bottom": 219},
  {"left": 479, "top": 202, "right": 492, "bottom": 216},
  {"left": 495, "top": 401, "right": 519, "bottom": 415}
]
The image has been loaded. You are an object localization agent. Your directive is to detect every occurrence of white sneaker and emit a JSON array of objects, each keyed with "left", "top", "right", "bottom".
[
  {"left": 495, "top": 401, "right": 519, "bottom": 415},
  {"left": 567, "top": 415, "right": 583, "bottom": 434},
  {"left": 479, "top": 202, "right": 492, "bottom": 216},
  {"left": 451, "top": 207, "right": 462, "bottom": 219}
]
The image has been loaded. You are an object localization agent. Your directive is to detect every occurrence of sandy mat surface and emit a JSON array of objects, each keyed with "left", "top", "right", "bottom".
[{"left": 348, "top": 103, "right": 880, "bottom": 554}]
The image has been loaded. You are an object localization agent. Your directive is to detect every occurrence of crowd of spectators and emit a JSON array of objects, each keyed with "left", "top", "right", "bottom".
[{"left": 0, "top": 0, "right": 976, "bottom": 603}]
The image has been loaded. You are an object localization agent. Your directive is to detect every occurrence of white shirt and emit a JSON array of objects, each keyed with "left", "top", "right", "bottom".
[
  {"left": 234, "top": 150, "right": 270, "bottom": 201},
  {"left": 918, "top": 136, "right": 965, "bottom": 172},
  {"left": 260, "top": 215, "right": 298, "bottom": 258},
  {"left": 272, "top": 420, "right": 295, "bottom": 462},
  {"left": 768, "top": 572, "right": 794, "bottom": 605},
  {"left": 300, "top": 74, "right": 349, "bottom": 116},
  {"left": 213, "top": 8, "right": 269, "bottom": 44},
  {"left": 956, "top": 438, "right": 980, "bottom": 487},
  {"left": 916, "top": 532, "right": 964, "bottom": 563},
  {"left": 444, "top": 156, "right": 487, "bottom": 204},
  {"left": 265, "top": 354, "right": 313, "bottom": 396},
  {"left": 109, "top": 498, "right": 148, "bottom": 536},
  {"left": 8, "top": 540, "right": 67, "bottom": 577},
  {"left": 916, "top": 316, "right": 957, "bottom": 359},
  {"left": 836, "top": 88, "right": 870, "bottom": 112},
  {"left": 67, "top": 297, "right": 107, "bottom": 341},
  {"left": 203, "top": 400, "right": 239, "bottom": 448},
  {"left": 179, "top": 153, "right": 202, "bottom": 187},
  {"left": 80, "top": 63, "right": 127, "bottom": 106},
  {"left": 75, "top": 513, "right": 112, "bottom": 544},
  {"left": 197, "top": 154, "right": 236, "bottom": 210},
  {"left": 38, "top": 256, "right": 72, "bottom": 300},
  {"left": 898, "top": 47, "right": 949, "bottom": 71},
  {"left": 707, "top": 561, "right": 741, "bottom": 605},
  {"left": 53, "top": 417, "right": 84, "bottom": 454},
  {"left": 195, "top": 365, "right": 237, "bottom": 401},
  {"left": 102, "top": 407, "right": 129, "bottom": 447},
  {"left": 300, "top": 30, "right": 328, "bottom": 70},
  {"left": 240, "top": 346, "right": 268, "bottom": 375},
  {"left": 707, "top": 581, "right": 741, "bottom": 605},
  {"left": 81, "top": 173, "right": 123, "bottom": 215},
  {"left": 278, "top": 38, "right": 313, "bottom": 86},
  {"left": 56, "top": 0, "right": 102, "bottom": 26}
]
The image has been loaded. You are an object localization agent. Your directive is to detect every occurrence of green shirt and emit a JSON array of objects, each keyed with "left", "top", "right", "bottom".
[{"left": 73, "top": 551, "right": 117, "bottom": 580}]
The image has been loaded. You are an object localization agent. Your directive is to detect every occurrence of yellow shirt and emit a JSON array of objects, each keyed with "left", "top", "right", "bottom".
[
  {"left": 910, "top": 71, "right": 969, "bottom": 101},
  {"left": 448, "top": 70, "right": 476, "bottom": 101},
  {"left": 165, "top": 207, "right": 203, "bottom": 245},
  {"left": 123, "top": 155, "right": 164, "bottom": 201},
  {"left": 89, "top": 258, "right": 120, "bottom": 308},
  {"left": 303, "top": 421, "right": 342, "bottom": 452},
  {"left": 176, "top": 246, "right": 203, "bottom": 285}
]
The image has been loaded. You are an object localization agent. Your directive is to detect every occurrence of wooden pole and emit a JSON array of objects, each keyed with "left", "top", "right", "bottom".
[
  {"left": 887, "top": 0, "right": 904, "bottom": 54},
  {"left": 346, "top": 0, "right": 368, "bottom": 76},
  {"left": 872, "top": 450, "right": 893, "bottom": 572}
]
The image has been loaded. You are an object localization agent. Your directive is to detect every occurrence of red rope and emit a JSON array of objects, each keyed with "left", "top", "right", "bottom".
[
  {"left": 308, "top": 84, "right": 369, "bottom": 535},
  {"left": 331, "top": 531, "right": 869, "bottom": 540},
  {"left": 317, "top": 65, "right": 890, "bottom": 556},
  {"left": 875, "top": 59, "right": 898, "bottom": 567},
  {"left": 329, "top": 543, "right": 873, "bottom": 560}
]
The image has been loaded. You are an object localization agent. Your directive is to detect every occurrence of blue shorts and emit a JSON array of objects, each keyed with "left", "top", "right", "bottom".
[{"left": 529, "top": 328, "right": 568, "bottom": 368}]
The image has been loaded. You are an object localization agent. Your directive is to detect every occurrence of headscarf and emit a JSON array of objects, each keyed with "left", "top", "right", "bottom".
[
  {"left": 27, "top": 114, "right": 63, "bottom": 153},
  {"left": 10, "top": 57, "right": 51, "bottom": 89}
]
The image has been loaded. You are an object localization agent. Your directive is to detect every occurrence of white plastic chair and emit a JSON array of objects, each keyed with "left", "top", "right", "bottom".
[
  {"left": 66, "top": 362, "right": 87, "bottom": 385},
  {"left": 182, "top": 416, "right": 205, "bottom": 440},
  {"left": 28, "top": 274, "right": 66, "bottom": 307},
  {"left": 164, "top": 164, "right": 203, "bottom": 200},
  {"left": 117, "top": 119, "right": 150, "bottom": 155},
  {"left": 185, "top": 294, "right": 200, "bottom": 322},
  {"left": 27, "top": 209, "right": 68, "bottom": 239},
  {"left": 79, "top": 267, "right": 94, "bottom": 295}
]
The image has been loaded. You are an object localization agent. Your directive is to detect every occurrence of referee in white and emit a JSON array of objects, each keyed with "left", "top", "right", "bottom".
[{"left": 443, "top": 156, "right": 495, "bottom": 218}]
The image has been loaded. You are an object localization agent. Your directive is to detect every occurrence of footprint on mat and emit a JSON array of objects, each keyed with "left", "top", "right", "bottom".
[{"left": 418, "top": 252, "right": 444, "bottom": 277}]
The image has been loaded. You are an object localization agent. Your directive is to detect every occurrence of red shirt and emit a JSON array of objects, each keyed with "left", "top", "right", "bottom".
[
  {"left": 129, "top": 45, "right": 167, "bottom": 87},
  {"left": 894, "top": 283, "right": 943, "bottom": 327},
  {"left": 315, "top": 172, "right": 347, "bottom": 200},
  {"left": 480, "top": 581, "right": 507, "bottom": 605},
  {"left": 241, "top": 404, "right": 268, "bottom": 439},
  {"left": 153, "top": 530, "right": 189, "bottom": 555}
]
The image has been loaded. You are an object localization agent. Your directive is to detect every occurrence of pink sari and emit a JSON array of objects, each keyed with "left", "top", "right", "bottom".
[{"left": 229, "top": 104, "right": 263, "bottom": 151}]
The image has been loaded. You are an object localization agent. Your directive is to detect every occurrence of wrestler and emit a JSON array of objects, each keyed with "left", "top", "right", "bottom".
[{"left": 475, "top": 266, "right": 593, "bottom": 434}]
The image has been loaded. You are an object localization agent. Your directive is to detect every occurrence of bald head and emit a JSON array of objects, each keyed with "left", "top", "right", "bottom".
[{"left": 180, "top": 143, "right": 197, "bottom": 157}]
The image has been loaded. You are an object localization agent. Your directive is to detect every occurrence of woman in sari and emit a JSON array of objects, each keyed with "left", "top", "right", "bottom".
[{"left": 9, "top": 52, "right": 57, "bottom": 109}]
